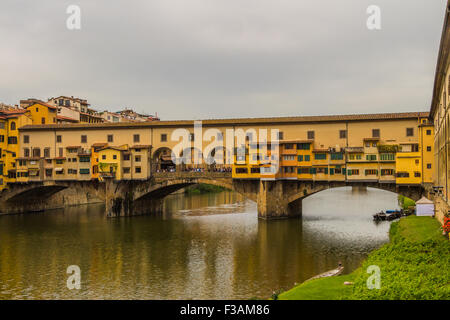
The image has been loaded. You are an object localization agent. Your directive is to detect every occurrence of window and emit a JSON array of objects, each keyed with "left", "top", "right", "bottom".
[
  {"left": 366, "top": 154, "right": 377, "bottom": 161},
  {"left": 307, "top": 131, "right": 315, "bottom": 140},
  {"left": 107, "top": 135, "right": 113, "bottom": 142},
  {"left": 298, "top": 155, "right": 303, "bottom": 162},
  {"left": 41, "top": 118, "right": 45, "bottom": 124},
  {"left": 79, "top": 169, "right": 90, "bottom": 174},
  {"left": 123, "top": 167, "right": 130, "bottom": 174},
  {"left": 10, "top": 122, "right": 16, "bottom": 130},
  {"left": 314, "top": 153, "right": 326, "bottom": 160},
  {"left": 135, "top": 155, "right": 141, "bottom": 162},
  {"left": 59, "top": 148, "right": 63, "bottom": 157},
  {"left": 330, "top": 153, "right": 343, "bottom": 160},
  {"left": 57, "top": 135, "right": 62, "bottom": 143},
  {"left": 381, "top": 169, "right": 394, "bottom": 176},
  {"left": 426, "top": 129, "right": 431, "bottom": 135},
  {"left": 135, "top": 167, "right": 141, "bottom": 173},
  {"left": 427, "top": 146, "right": 431, "bottom": 152},
  {"left": 304, "top": 155, "right": 310, "bottom": 161},
  {"left": 24, "top": 135, "right": 29, "bottom": 143},
  {"left": 339, "top": 130, "right": 347, "bottom": 139},
  {"left": 414, "top": 172, "right": 421, "bottom": 177},
  {"left": 349, "top": 154, "right": 355, "bottom": 160},
  {"left": 283, "top": 166, "right": 296, "bottom": 173},
  {"left": 427, "top": 163, "right": 432, "bottom": 169},
  {"left": 365, "top": 169, "right": 377, "bottom": 176},
  {"left": 406, "top": 128, "right": 414, "bottom": 137},
  {"left": 415, "top": 159, "right": 419, "bottom": 165},
  {"left": 372, "top": 129, "right": 380, "bottom": 138},
  {"left": 0, "top": 135, "right": 4, "bottom": 142},
  {"left": 298, "top": 167, "right": 310, "bottom": 174},
  {"left": 79, "top": 157, "right": 89, "bottom": 162},
  {"left": 123, "top": 154, "right": 130, "bottom": 161},
  {"left": 189, "top": 133, "right": 195, "bottom": 141},
  {"left": 81, "top": 135, "right": 87, "bottom": 143},
  {"left": 251, "top": 168, "right": 260, "bottom": 174},
  {"left": 45, "top": 169, "right": 53, "bottom": 177},
  {"left": 347, "top": 169, "right": 359, "bottom": 175},
  {"left": 283, "top": 155, "right": 295, "bottom": 161},
  {"left": 8, "top": 136, "right": 17, "bottom": 144},
  {"left": 235, "top": 168, "right": 248, "bottom": 174},
  {"left": 56, "top": 159, "right": 64, "bottom": 164},
  {"left": 278, "top": 132, "right": 284, "bottom": 140},
  {"left": 297, "top": 143, "right": 310, "bottom": 150},
  {"left": 396, "top": 172, "right": 409, "bottom": 178},
  {"left": 284, "top": 143, "right": 294, "bottom": 149},
  {"left": 380, "top": 153, "right": 395, "bottom": 161},
  {"left": 113, "top": 155, "right": 117, "bottom": 160},
  {"left": 24, "top": 148, "right": 30, "bottom": 157},
  {"left": 72, "top": 158, "right": 77, "bottom": 162},
  {"left": 160, "top": 134, "right": 167, "bottom": 142},
  {"left": 134, "top": 134, "right": 140, "bottom": 143},
  {"left": 102, "top": 155, "right": 106, "bottom": 160},
  {"left": 44, "top": 148, "right": 50, "bottom": 158},
  {"left": 0, "top": 123, "right": 4, "bottom": 129}
]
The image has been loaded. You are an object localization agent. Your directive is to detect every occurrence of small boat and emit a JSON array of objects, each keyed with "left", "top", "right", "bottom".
[
  {"left": 373, "top": 209, "right": 402, "bottom": 221},
  {"left": 373, "top": 211, "right": 386, "bottom": 221},
  {"left": 307, "top": 263, "right": 344, "bottom": 281}
]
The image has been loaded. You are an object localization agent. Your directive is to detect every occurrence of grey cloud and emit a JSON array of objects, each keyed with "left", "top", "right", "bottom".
[{"left": 0, "top": 0, "right": 446, "bottom": 119}]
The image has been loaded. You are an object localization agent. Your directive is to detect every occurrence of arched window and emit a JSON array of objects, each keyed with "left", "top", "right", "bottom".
[{"left": 10, "top": 122, "right": 16, "bottom": 130}]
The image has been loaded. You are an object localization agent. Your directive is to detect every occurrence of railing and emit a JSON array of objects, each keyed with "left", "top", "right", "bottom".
[{"left": 153, "top": 171, "right": 232, "bottom": 179}]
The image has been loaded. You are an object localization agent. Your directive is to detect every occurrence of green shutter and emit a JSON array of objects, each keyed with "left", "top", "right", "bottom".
[
  {"left": 348, "top": 169, "right": 352, "bottom": 176},
  {"left": 330, "top": 168, "right": 334, "bottom": 175}
]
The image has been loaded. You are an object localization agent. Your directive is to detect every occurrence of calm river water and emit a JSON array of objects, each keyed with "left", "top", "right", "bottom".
[{"left": 0, "top": 187, "right": 398, "bottom": 299}]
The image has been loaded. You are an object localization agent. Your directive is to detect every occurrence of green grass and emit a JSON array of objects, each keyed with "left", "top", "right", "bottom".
[
  {"left": 279, "top": 215, "right": 449, "bottom": 300},
  {"left": 350, "top": 216, "right": 449, "bottom": 300},
  {"left": 398, "top": 195, "right": 416, "bottom": 210},
  {"left": 393, "top": 215, "right": 443, "bottom": 242},
  {"left": 278, "top": 271, "right": 359, "bottom": 300}
]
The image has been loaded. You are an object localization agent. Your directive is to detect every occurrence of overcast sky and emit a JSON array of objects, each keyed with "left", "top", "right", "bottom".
[{"left": 0, "top": 0, "right": 446, "bottom": 120}]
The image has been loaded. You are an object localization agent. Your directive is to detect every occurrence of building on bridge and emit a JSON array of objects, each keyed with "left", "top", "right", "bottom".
[{"left": 11, "top": 111, "right": 433, "bottom": 188}]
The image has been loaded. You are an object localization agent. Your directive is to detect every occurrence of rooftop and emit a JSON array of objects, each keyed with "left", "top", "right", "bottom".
[{"left": 19, "top": 111, "right": 429, "bottom": 131}]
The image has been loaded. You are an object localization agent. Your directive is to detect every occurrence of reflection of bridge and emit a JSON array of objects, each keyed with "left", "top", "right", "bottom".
[{"left": 0, "top": 172, "right": 424, "bottom": 219}]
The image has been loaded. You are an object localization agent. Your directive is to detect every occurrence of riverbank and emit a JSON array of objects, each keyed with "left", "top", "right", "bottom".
[{"left": 278, "top": 215, "right": 449, "bottom": 300}]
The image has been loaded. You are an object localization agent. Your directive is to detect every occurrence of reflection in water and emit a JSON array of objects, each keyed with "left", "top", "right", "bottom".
[{"left": 0, "top": 187, "right": 397, "bottom": 299}]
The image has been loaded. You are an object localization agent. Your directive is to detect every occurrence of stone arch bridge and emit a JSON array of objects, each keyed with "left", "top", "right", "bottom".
[{"left": 0, "top": 172, "right": 425, "bottom": 219}]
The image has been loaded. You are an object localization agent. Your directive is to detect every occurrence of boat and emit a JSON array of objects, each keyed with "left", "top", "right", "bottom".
[
  {"left": 373, "top": 209, "right": 402, "bottom": 221},
  {"left": 373, "top": 211, "right": 386, "bottom": 221}
]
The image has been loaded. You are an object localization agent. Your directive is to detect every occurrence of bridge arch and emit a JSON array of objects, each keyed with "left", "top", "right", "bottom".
[
  {"left": 285, "top": 183, "right": 424, "bottom": 214},
  {"left": 133, "top": 177, "right": 235, "bottom": 202},
  {"left": 152, "top": 147, "right": 175, "bottom": 171}
]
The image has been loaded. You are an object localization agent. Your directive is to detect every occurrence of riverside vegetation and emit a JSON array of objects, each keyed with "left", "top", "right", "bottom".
[
  {"left": 278, "top": 215, "right": 449, "bottom": 300},
  {"left": 184, "top": 184, "right": 227, "bottom": 194}
]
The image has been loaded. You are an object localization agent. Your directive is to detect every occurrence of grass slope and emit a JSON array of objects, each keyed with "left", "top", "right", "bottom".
[{"left": 278, "top": 216, "right": 449, "bottom": 300}]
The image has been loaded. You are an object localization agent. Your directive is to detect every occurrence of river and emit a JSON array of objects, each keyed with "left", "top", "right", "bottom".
[{"left": 0, "top": 187, "right": 397, "bottom": 299}]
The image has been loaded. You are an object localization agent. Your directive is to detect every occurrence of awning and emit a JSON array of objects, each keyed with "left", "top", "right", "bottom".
[{"left": 55, "top": 168, "right": 63, "bottom": 172}]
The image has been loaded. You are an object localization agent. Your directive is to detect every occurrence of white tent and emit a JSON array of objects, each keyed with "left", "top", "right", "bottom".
[{"left": 415, "top": 197, "right": 434, "bottom": 216}]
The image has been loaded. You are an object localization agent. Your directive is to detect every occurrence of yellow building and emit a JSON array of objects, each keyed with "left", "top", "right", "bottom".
[
  {"left": 24, "top": 101, "right": 57, "bottom": 125},
  {"left": 0, "top": 109, "right": 33, "bottom": 189},
  {"left": 98, "top": 145, "right": 127, "bottom": 181}
]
